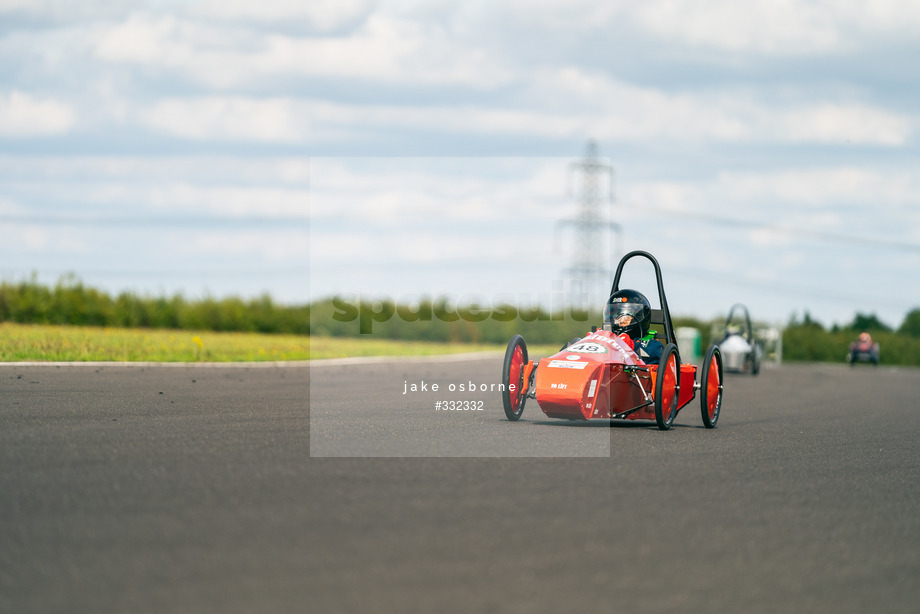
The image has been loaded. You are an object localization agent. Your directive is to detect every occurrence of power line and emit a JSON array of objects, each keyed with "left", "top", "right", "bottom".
[
  {"left": 640, "top": 205, "right": 920, "bottom": 254},
  {"left": 661, "top": 264, "right": 860, "bottom": 304}
]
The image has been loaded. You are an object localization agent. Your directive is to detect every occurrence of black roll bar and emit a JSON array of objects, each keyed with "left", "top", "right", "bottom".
[
  {"left": 609, "top": 250, "right": 676, "bottom": 346},
  {"left": 725, "top": 303, "right": 754, "bottom": 342}
]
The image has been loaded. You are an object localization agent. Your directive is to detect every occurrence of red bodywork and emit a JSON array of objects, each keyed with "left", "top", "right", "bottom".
[{"left": 519, "top": 329, "right": 696, "bottom": 421}]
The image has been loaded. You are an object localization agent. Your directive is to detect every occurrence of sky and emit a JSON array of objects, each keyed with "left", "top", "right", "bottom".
[{"left": 1, "top": 0, "right": 919, "bottom": 329}]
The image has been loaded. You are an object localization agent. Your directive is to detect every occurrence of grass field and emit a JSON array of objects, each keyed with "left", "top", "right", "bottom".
[
  {"left": 0, "top": 323, "right": 552, "bottom": 362},
  {"left": 307, "top": 336, "right": 507, "bottom": 360},
  {"left": 0, "top": 323, "right": 310, "bottom": 362}
]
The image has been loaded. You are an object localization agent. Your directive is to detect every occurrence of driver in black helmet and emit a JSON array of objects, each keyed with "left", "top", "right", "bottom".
[{"left": 604, "top": 289, "right": 664, "bottom": 362}]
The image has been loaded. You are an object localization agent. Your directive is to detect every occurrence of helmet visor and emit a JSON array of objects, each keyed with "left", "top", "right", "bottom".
[{"left": 604, "top": 301, "right": 647, "bottom": 322}]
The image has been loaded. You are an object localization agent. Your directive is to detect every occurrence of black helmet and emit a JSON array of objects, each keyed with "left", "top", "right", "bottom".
[{"left": 604, "top": 289, "right": 651, "bottom": 339}]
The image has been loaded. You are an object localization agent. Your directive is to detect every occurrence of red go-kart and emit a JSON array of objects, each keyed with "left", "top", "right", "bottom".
[
  {"left": 501, "top": 251, "right": 723, "bottom": 430},
  {"left": 847, "top": 332, "right": 880, "bottom": 366}
]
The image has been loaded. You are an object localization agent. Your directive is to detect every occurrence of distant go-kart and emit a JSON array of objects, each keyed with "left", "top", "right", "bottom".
[
  {"left": 500, "top": 250, "right": 723, "bottom": 430},
  {"left": 717, "top": 303, "right": 763, "bottom": 375},
  {"left": 847, "top": 332, "right": 880, "bottom": 366}
]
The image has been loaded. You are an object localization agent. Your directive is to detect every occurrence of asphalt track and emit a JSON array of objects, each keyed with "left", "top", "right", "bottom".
[{"left": 2, "top": 357, "right": 919, "bottom": 613}]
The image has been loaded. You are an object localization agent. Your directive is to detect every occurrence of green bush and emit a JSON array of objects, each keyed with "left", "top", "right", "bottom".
[
  {"left": 782, "top": 310, "right": 920, "bottom": 366},
  {"left": 899, "top": 308, "right": 920, "bottom": 337},
  {"left": 0, "top": 275, "right": 308, "bottom": 335}
]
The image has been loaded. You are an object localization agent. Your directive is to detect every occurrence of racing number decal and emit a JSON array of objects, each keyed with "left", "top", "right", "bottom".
[{"left": 567, "top": 343, "right": 607, "bottom": 354}]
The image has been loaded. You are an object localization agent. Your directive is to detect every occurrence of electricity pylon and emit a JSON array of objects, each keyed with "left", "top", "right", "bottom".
[{"left": 555, "top": 140, "right": 622, "bottom": 310}]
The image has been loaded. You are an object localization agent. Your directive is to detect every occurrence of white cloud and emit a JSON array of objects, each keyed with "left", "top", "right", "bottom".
[
  {"left": 20, "top": 227, "right": 51, "bottom": 250},
  {"left": 0, "top": 195, "right": 22, "bottom": 214},
  {"left": 632, "top": 0, "right": 920, "bottom": 55},
  {"left": 633, "top": 0, "right": 843, "bottom": 55},
  {"left": 765, "top": 103, "right": 911, "bottom": 146},
  {"left": 189, "top": 0, "right": 373, "bottom": 29},
  {"left": 310, "top": 229, "right": 527, "bottom": 269},
  {"left": 80, "top": 4, "right": 918, "bottom": 151},
  {"left": 134, "top": 87, "right": 913, "bottom": 147},
  {"left": 146, "top": 184, "right": 308, "bottom": 218},
  {"left": 255, "top": 15, "right": 427, "bottom": 82},
  {"left": 0, "top": 0, "right": 371, "bottom": 28},
  {"left": 0, "top": 155, "right": 310, "bottom": 185},
  {"left": 0, "top": 91, "right": 75, "bottom": 137},
  {"left": 0, "top": 223, "right": 90, "bottom": 254},
  {"left": 91, "top": 11, "right": 513, "bottom": 90},
  {"left": 308, "top": 158, "right": 571, "bottom": 225},
  {"left": 709, "top": 168, "right": 920, "bottom": 211},
  {"left": 27, "top": 179, "right": 310, "bottom": 217},
  {"left": 621, "top": 167, "right": 920, "bottom": 241},
  {"left": 483, "top": 0, "right": 628, "bottom": 30},
  {"left": 92, "top": 14, "right": 264, "bottom": 89},
  {"left": 0, "top": 0, "right": 33, "bottom": 9},
  {"left": 175, "top": 230, "right": 309, "bottom": 261},
  {"left": 142, "top": 97, "right": 313, "bottom": 142},
  {"left": 542, "top": 70, "right": 913, "bottom": 145},
  {"left": 308, "top": 231, "right": 380, "bottom": 263},
  {"left": 0, "top": 0, "right": 133, "bottom": 19},
  {"left": 92, "top": 14, "right": 176, "bottom": 63}
]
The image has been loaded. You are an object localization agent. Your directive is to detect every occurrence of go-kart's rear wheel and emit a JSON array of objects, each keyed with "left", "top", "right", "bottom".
[
  {"left": 654, "top": 343, "right": 680, "bottom": 430},
  {"left": 700, "top": 344, "right": 723, "bottom": 428},
  {"left": 502, "top": 335, "right": 529, "bottom": 421}
]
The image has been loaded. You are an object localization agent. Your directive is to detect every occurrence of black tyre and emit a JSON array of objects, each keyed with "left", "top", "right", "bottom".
[
  {"left": 654, "top": 343, "right": 680, "bottom": 430},
  {"left": 700, "top": 344, "right": 723, "bottom": 428},
  {"left": 502, "top": 335, "right": 529, "bottom": 421}
]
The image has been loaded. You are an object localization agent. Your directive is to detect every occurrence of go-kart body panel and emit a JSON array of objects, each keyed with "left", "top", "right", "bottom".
[
  {"left": 527, "top": 329, "right": 697, "bottom": 421},
  {"left": 720, "top": 333, "right": 753, "bottom": 371},
  {"left": 676, "top": 365, "right": 696, "bottom": 410},
  {"left": 848, "top": 340, "right": 880, "bottom": 364},
  {"left": 534, "top": 358, "right": 608, "bottom": 420}
]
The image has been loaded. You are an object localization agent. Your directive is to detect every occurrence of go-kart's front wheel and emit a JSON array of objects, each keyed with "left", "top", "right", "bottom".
[
  {"left": 654, "top": 343, "right": 680, "bottom": 430},
  {"left": 700, "top": 344, "right": 723, "bottom": 428},
  {"left": 502, "top": 335, "right": 529, "bottom": 421}
]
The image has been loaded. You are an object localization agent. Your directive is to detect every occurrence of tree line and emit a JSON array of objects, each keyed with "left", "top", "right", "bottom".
[
  {"left": 782, "top": 310, "right": 920, "bottom": 365},
  {"left": 0, "top": 276, "right": 309, "bottom": 334},
  {"left": 3, "top": 277, "right": 919, "bottom": 365}
]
